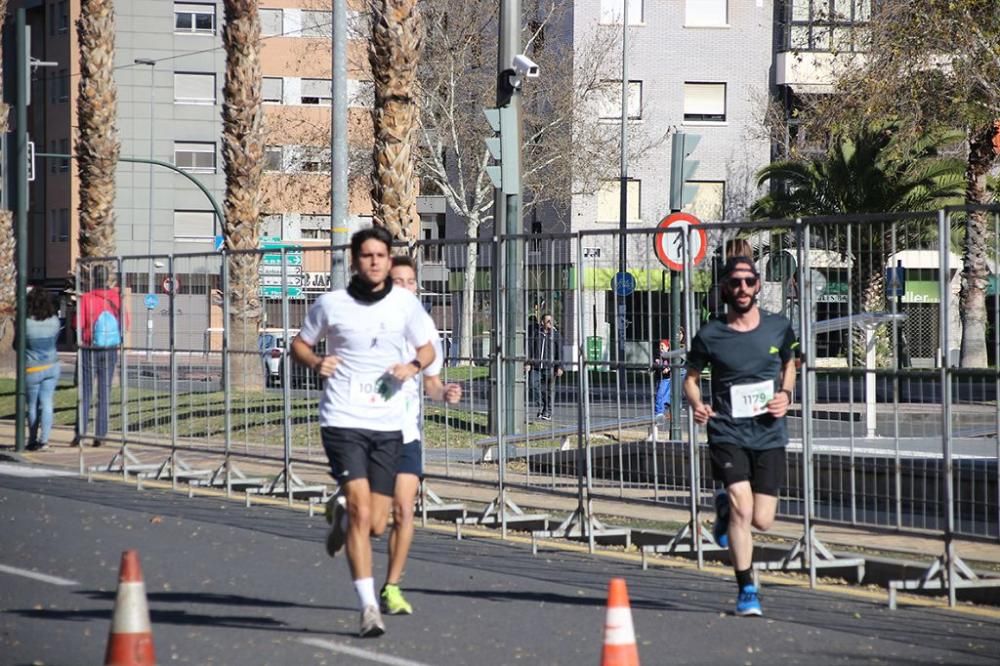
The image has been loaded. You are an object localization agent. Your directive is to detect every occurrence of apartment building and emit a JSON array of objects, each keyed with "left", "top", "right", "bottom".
[{"left": 6, "top": 0, "right": 388, "bottom": 345}]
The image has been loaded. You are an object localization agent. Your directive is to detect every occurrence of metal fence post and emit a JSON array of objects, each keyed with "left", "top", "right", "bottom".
[
  {"left": 117, "top": 257, "right": 128, "bottom": 459},
  {"left": 938, "top": 209, "right": 956, "bottom": 606},
  {"left": 168, "top": 255, "right": 178, "bottom": 489},
  {"left": 221, "top": 253, "right": 233, "bottom": 495},
  {"left": 799, "top": 220, "right": 816, "bottom": 586},
  {"left": 281, "top": 247, "right": 294, "bottom": 504}
]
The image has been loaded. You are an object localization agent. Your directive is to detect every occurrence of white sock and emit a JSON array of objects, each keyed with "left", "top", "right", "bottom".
[{"left": 354, "top": 577, "right": 377, "bottom": 610}]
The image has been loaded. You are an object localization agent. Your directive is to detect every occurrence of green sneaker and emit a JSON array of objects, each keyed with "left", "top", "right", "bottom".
[{"left": 380, "top": 584, "right": 413, "bottom": 615}]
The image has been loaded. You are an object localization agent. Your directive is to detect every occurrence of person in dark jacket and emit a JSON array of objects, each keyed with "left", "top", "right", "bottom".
[{"left": 525, "top": 313, "right": 562, "bottom": 421}]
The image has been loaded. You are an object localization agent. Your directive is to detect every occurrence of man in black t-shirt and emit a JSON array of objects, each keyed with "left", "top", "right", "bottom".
[{"left": 684, "top": 256, "right": 799, "bottom": 617}]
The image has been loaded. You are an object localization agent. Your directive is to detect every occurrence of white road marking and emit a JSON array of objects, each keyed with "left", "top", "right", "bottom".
[
  {"left": 299, "top": 638, "right": 433, "bottom": 666},
  {"left": 0, "top": 463, "right": 76, "bottom": 478},
  {"left": 0, "top": 564, "right": 79, "bottom": 587}
]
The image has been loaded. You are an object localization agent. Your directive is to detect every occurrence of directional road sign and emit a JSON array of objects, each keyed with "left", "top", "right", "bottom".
[
  {"left": 258, "top": 264, "right": 304, "bottom": 276},
  {"left": 144, "top": 293, "right": 159, "bottom": 310},
  {"left": 654, "top": 212, "right": 707, "bottom": 272},
  {"left": 260, "top": 285, "right": 303, "bottom": 298}
]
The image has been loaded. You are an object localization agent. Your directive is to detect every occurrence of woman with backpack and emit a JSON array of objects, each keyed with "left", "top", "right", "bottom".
[
  {"left": 24, "top": 287, "right": 62, "bottom": 451},
  {"left": 75, "top": 264, "right": 128, "bottom": 447}
]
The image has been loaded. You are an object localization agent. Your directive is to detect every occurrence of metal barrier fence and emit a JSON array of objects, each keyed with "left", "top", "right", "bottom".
[{"left": 75, "top": 207, "right": 999, "bottom": 606}]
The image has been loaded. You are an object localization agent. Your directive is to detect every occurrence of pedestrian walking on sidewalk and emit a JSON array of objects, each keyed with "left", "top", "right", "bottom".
[
  {"left": 683, "top": 256, "right": 799, "bottom": 616},
  {"left": 24, "top": 287, "right": 62, "bottom": 451},
  {"left": 380, "top": 256, "right": 462, "bottom": 616},
  {"left": 290, "top": 227, "right": 437, "bottom": 638}
]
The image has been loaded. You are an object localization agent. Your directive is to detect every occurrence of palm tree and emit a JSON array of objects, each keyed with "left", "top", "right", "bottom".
[
  {"left": 221, "top": 1, "right": 264, "bottom": 388},
  {"left": 77, "top": 0, "right": 120, "bottom": 262},
  {"left": 752, "top": 124, "right": 965, "bottom": 364},
  {"left": 0, "top": 0, "right": 16, "bottom": 372},
  {"left": 368, "top": 0, "right": 424, "bottom": 249}
]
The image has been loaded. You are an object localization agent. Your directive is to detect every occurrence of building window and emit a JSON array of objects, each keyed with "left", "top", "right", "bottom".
[
  {"left": 301, "top": 10, "right": 332, "bottom": 37},
  {"left": 784, "top": 0, "right": 871, "bottom": 52},
  {"left": 683, "top": 82, "right": 726, "bottom": 123},
  {"left": 174, "top": 3, "right": 216, "bottom": 35},
  {"left": 174, "top": 142, "right": 216, "bottom": 172},
  {"left": 263, "top": 146, "right": 283, "bottom": 172},
  {"left": 683, "top": 181, "right": 725, "bottom": 221},
  {"left": 262, "top": 77, "right": 283, "bottom": 104},
  {"left": 51, "top": 68, "right": 69, "bottom": 103},
  {"left": 260, "top": 8, "right": 283, "bottom": 36},
  {"left": 300, "top": 146, "right": 331, "bottom": 173},
  {"left": 300, "top": 214, "right": 331, "bottom": 240},
  {"left": 50, "top": 209, "right": 69, "bottom": 242},
  {"left": 56, "top": 0, "right": 69, "bottom": 32},
  {"left": 596, "top": 179, "right": 641, "bottom": 223},
  {"left": 600, "top": 0, "right": 644, "bottom": 25},
  {"left": 173, "top": 210, "right": 215, "bottom": 241},
  {"left": 174, "top": 73, "right": 216, "bottom": 104},
  {"left": 300, "top": 78, "right": 332, "bottom": 105},
  {"left": 597, "top": 80, "right": 642, "bottom": 120},
  {"left": 686, "top": 0, "right": 728, "bottom": 27},
  {"left": 58, "top": 138, "right": 70, "bottom": 172}
]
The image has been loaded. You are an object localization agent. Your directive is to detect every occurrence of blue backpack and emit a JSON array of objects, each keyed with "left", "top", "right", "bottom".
[{"left": 92, "top": 298, "right": 121, "bottom": 348}]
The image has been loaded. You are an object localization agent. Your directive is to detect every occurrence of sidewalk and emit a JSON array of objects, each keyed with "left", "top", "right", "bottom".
[{"left": 3, "top": 421, "right": 998, "bottom": 573}]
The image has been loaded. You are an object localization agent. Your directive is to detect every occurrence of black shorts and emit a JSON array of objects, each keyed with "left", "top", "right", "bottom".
[
  {"left": 397, "top": 439, "right": 423, "bottom": 478},
  {"left": 321, "top": 427, "right": 402, "bottom": 497},
  {"left": 709, "top": 443, "right": 786, "bottom": 497}
]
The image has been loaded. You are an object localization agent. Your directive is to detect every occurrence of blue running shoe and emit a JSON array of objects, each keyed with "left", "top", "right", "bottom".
[
  {"left": 712, "top": 490, "right": 730, "bottom": 548},
  {"left": 735, "top": 584, "right": 762, "bottom": 616}
]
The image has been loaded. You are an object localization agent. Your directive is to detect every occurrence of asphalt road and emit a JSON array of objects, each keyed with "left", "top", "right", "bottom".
[{"left": 2, "top": 462, "right": 999, "bottom": 665}]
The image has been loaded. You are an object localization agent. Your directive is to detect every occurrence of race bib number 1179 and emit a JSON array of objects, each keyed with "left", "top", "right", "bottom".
[{"left": 730, "top": 380, "right": 774, "bottom": 419}]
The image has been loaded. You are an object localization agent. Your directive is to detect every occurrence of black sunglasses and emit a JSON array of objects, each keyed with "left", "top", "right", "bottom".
[{"left": 725, "top": 276, "right": 759, "bottom": 289}]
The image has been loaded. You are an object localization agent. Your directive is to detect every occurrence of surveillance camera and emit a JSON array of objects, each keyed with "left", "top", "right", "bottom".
[{"left": 513, "top": 54, "right": 540, "bottom": 79}]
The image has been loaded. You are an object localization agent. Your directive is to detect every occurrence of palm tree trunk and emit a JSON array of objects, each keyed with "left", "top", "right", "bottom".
[
  {"left": 77, "top": 0, "right": 120, "bottom": 261},
  {"left": 0, "top": 0, "right": 15, "bottom": 374},
  {"left": 958, "top": 125, "right": 995, "bottom": 368},
  {"left": 222, "top": 1, "right": 264, "bottom": 389},
  {"left": 369, "top": 0, "right": 423, "bottom": 249}
]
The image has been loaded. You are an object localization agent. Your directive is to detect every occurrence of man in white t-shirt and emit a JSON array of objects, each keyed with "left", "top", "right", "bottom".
[
  {"left": 380, "top": 256, "right": 462, "bottom": 617},
  {"left": 291, "top": 227, "right": 436, "bottom": 638}
]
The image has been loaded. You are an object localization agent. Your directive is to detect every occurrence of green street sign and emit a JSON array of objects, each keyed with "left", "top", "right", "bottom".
[
  {"left": 262, "top": 253, "right": 303, "bottom": 266},
  {"left": 260, "top": 285, "right": 303, "bottom": 298}
]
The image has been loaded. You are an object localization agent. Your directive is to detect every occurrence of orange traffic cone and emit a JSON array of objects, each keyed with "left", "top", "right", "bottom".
[
  {"left": 601, "top": 577, "right": 639, "bottom": 666},
  {"left": 104, "top": 550, "right": 156, "bottom": 666}
]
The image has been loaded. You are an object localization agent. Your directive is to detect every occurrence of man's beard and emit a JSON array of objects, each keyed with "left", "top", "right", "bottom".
[{"left": 725, "top": 291, "right": 756, "bottom": 314}]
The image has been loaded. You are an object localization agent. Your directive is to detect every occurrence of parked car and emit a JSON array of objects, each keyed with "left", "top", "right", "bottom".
[{"left": 258, "top": 329, "right": 325, "bottom": 389}]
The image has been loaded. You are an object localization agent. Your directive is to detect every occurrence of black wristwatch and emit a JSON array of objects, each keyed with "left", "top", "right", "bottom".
[
  {"left": 779, "top": 388, "right": 793, "bottom": 401},
  {"left": 410, "top": 359, "right": 422, "bottom": 371}
]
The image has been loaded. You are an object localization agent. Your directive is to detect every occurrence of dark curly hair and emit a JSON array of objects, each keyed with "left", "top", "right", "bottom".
[{"left": 27, "top": 287, "right": 58, "bottom": 321}]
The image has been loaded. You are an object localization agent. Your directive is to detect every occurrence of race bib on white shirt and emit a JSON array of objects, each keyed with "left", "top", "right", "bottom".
[
  {"left": 350, "top": 373, "right": 399, "bottom": 407},
  {"left": 730, "top": 380, "right": 774, "bottom": 419}
]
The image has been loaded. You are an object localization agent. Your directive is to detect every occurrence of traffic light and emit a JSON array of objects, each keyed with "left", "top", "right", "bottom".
[
  {"left": 669, "top": 132, "right": 701, "bottom": 211},
  {"left": 484, "top": 106, "right": 521, "bottom": 195}
]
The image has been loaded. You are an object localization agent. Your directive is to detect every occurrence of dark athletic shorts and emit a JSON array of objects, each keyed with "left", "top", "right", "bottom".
[
  {"left": 397, "top": 439, "right": 423, "bottom": 478},
  {"left": 321, "top": 427, "right": 402, "bottom": 497},
  {"left": 709, "top": 442, "right": 786, "bottom": 497}
]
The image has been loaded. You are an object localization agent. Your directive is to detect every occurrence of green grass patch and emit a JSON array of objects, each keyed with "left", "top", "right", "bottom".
[{"left": 0, "top": 378, "right": 491, "bottom": 449}]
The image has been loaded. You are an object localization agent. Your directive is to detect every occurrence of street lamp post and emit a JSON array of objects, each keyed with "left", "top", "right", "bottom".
[{"left": 134, "top": 58, "right": 156, "bottom": 359}]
